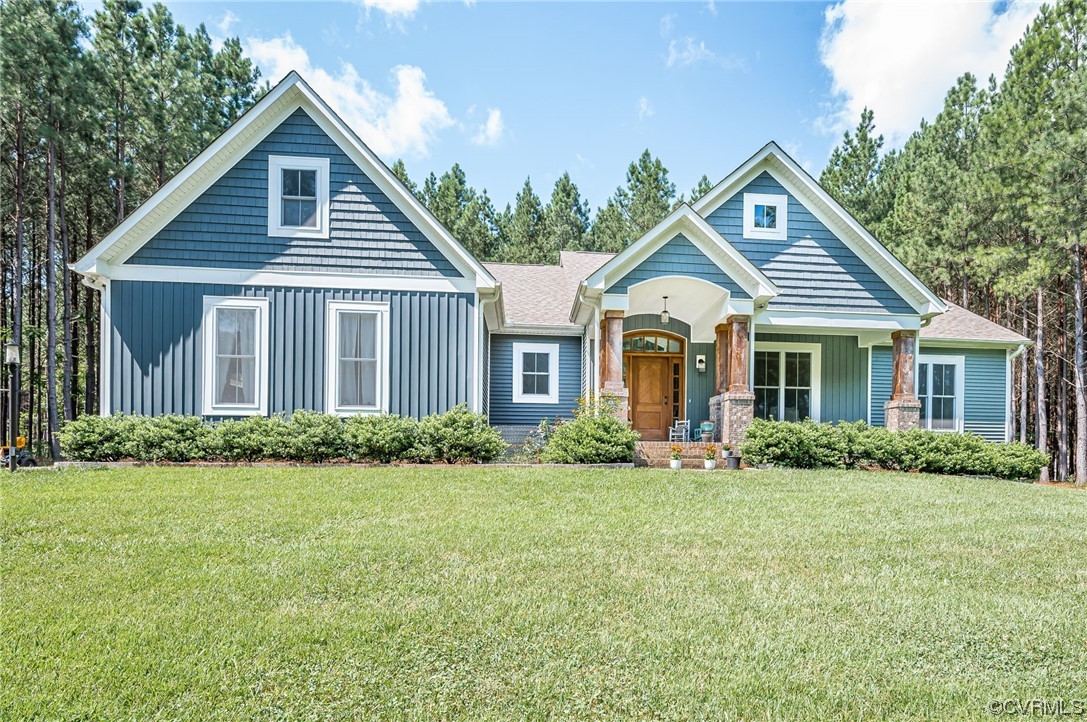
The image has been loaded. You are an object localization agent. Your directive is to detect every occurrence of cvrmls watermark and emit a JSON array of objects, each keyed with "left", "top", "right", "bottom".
[{"left": 988, "top": 699, "right": 1086, "bottom": 716}]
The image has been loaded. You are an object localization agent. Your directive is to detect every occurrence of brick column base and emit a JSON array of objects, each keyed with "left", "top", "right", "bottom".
[
  {"left": 713, "top": 391, "right": 755, "bottom": 446},
  {"left": 599, "top": 388, "right": 630, "bottom": 424},
  {"left": 884, "top": 398, "right": 921, "bottom": 431}
]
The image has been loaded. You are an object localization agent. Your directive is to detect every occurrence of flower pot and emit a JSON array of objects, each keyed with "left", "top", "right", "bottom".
[
  {"left": 704, "top": 459, "right": 716, "bottom": 470},
  {"left": 669, "top": 459, "right": 682, "bottom": 470},
  {"left": 701, "top": 431, "right": 713, "bottom": 443},
  {"left": 725, "top": 455, "right": 741, "bottom": 471}
]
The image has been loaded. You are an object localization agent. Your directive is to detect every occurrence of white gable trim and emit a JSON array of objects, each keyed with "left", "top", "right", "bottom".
[
  {"left": 692, "top": 142, "right": 946, "bottom": 318},
  {"left": 74, "top": 72, "right": 496, "bottom": 291},
  {"left": 581, "top": 204, "right": 779, "bottom": 301}
]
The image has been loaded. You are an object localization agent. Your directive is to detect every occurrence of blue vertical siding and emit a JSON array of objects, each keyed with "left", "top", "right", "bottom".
[
  {"left": 868, "top": 344, "right": 1008, "bottom": 441},
  {"left": 109, "top": 280, "right": 474, "bottom": 417},
  {"left": 488, "top": 334, "right": 582, "bottom": 425},
  {"left": 755, "top": 332, "right": 869, "bottom": 423},
  {"left": 703, "top": 172, "right": 913, "bottom": 313},
  {"left": 481, "top": 324, "right": 490, "bottom": 418},
  {"left": 606, "top": 233, "right": 751, "bottom": 298},
  {"left": 127, "top": 108, "right": 462, "bottom": 278}
]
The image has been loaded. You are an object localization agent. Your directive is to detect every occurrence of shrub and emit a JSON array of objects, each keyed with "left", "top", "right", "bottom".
[
  {"left": 58, "top": 414, "right": 144, "bottom": 461},
  {"left": 282, "top": 410, "right": 346, "bottom": 462},
  {"left": 206, "top": 415, "right": 289, "bottom": 462},
  {"left": 540, "top": 395, "right": 640, "bottom": 464},
  {"left": 343, "top": 414, "right": 419, "bottom": 462},
  {"left": 413, "top": 404, "right": 506, "bottom": 463},
  {"left": 129, "top": 415, "right": 210, "bottom": 462},
  {"left": 512, "top": 417, "right": 558, "bottom": 463},
  {"left": 740, "top": 419, "right": 1049, "bottom": 480}
]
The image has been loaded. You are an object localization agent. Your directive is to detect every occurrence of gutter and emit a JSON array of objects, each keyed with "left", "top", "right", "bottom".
[{"left": 1009, "top": 343, "right": 1029, "bottom": 361}]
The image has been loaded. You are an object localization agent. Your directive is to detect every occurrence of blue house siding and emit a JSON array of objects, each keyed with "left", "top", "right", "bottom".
[
  {"left": 127, "top": 108, "right": 462, "bottom": 278},
  {"left": 869, "top": 344, "right": 1008, "bottom": 441},
  {"left": 606, "top": 233, "right": 751, "bottom": 298},
  {"left": 108, "top": 280, "right": 474, "bottom": 417},
  {"left": 704, "top": 172, "right": 912, "bottom": 314},
  {"left": 756, "top": 333, "right": 869, "bottom": 423},
  {"left": 488, "top": 334, "right": 581, "bottom": 425}
]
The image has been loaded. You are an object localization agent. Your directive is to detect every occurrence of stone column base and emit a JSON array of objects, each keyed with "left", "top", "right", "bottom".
[
  {"left": 599, "top": 387, "right": 630, "bottom": 424},
  {"left": 713, "top": 391, "right": 755, "bottom": 447},
  {"left": 884, "top": 398, "right": 921, "bottom": 431}
]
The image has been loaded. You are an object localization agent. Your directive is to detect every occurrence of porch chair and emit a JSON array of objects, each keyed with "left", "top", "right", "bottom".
[{"left": 668, "top": 419, "right": 691, "bottom": 443}]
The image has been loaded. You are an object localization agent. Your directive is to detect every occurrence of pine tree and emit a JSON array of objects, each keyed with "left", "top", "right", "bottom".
[
  {"left": 390, "top": 159, "right": 418, "bottom": 196},
  {"left": 623, "top": 149, "right": 675, "bottom": 236},
  {"left": 820, "top": 108, "right": 885, "bottom": 229},
  {"left": 501, "top": 177, "right": 549, "bottom": 263},
  {"left": 543, "top": 172, "right": 590, "bottom": 252},
  {"left": 689, "top": 174, "right": 713, "bottom": 203}
]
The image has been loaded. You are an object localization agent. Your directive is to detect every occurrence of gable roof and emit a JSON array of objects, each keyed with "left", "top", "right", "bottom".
[
  {"left": 580, "top": 204, "right": 780, "bottom": 301},
  {"left": 921, "top": 301, "right": 1031, "bottom": 346},
  {"left": 692, "top": 141, "right": 946, "bottom": 318},
  {"left": 73, "top": 72, "right": 496, "bottom": 291},
  {"left": 484, "top": 251, "right": 612, "bottom": 329}
]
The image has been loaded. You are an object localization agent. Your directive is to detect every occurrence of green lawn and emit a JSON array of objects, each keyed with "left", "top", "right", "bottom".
[{"left": 2, "top": 467, "right": 1085, "bottom": 721}]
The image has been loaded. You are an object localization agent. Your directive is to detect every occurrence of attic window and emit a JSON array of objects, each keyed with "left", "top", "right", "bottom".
[
  {"left": 268, "top": 155, "right": 330, "bottom": 239},
  {"left": 743, "top": 193, "right": 788, "bottom": 240}
]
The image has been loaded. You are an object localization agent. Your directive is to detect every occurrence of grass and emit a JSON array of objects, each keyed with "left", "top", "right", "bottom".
[{"left": 2, "top": 466, "right": 1085, "bottom": 721}]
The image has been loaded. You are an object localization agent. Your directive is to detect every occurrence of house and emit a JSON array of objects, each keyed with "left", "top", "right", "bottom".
[{"left": 73, "top": 72, "right": 1030, "bottom": 447}]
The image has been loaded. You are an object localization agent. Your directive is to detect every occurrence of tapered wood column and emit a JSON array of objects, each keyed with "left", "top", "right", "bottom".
[
  {"left": 727, "top": 315, "right": 750, "bottom": 393},
  {"left": 715, "top": 323, "right": 731, "bottom": 394},
  {"left": 885, "top": 329, "right": 921, "bottom": 431},
  {"left": 599, "top": 310, "right": 629, "bottom": 422}
]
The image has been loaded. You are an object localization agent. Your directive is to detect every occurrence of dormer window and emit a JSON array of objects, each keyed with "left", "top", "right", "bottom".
[
  {"left": 268, "top": 155, "right": 330, "bottom": 238},
  {"left": 743, "top": 192, "right": 788, "bottom": 240}
]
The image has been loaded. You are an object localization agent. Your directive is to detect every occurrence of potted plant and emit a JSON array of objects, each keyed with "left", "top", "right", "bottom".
[
  {"left": 669, "top": 444, "right": 683, "bottom": 470},
  {"left": 700, "top": 421, "right": 714, "bottom": 443},
  {"left": 704, "top": 444, "right": 717, "bottom": 470},
  {"left": 724, "top": 444, "right": 741, "bottom": 470}
]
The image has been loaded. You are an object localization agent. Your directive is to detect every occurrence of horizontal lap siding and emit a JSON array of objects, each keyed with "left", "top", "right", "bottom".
[
  {"left": 704, "top": 172, "right": 913, "bottom": 314},
  {"left": 488, "top": 334, "right": 581, "bottom": 425},
  {"left": 607, "top": 233, "right": 751, "bottom": 298},
  {"left": 127, "top": 108, "right": 461, "bottom": 278},
  {"left": 110, "top": 280, "right": 473, "bottom": 417},
  {"left": 868, "top": 345, "right": 1008, "bottom": 441},
  {"left": 756, "top": 333, "right": 868, "bottom": 423}
]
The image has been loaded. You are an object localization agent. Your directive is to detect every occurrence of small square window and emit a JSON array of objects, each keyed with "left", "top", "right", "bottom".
[
  {"left": 268, "top": 156, "right": 329, "bottom": 239},
  {"left": 743, "top": 192, "right": 788, "bottom": 240},
  {"left": 754, "top": 204, "right": 777, "bottom": 229}
]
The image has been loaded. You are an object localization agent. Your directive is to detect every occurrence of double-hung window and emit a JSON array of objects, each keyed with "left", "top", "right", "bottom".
[
  {"left": 268, "top": 155, "right": 330, "bottom": 238},
  {"left": 512, "top": 342, "right": 559, "bottom": 404},
  {"left": 326, "top": 301, "right": 389, "bottom": 414},
  {"left": 753, "top": 344, "right": 821, "bottom": 422},
  {"left": 202, "top": 296, "right": 269, "bottom": 416},
  {"left": 917, "top": 355, "right": 964, "bottom": 432}
]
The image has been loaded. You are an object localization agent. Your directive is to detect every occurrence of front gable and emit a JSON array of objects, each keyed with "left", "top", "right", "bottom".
[
  {"left": 704, "top": 171, "right": 912, "bottom": 314},
  {"left": 606, "top": 233, "right": 751, "bottom": 299},
  {"left": 127, "top": 108, "right": 462, "bottom": 278}
]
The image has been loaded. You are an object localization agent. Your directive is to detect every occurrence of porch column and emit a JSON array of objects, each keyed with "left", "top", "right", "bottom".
[
  {"left": 600, "top": 310, "right": 629, "bottom": 422},
  {"left": 884, "top": 329, "right": 921, "bottom": 431},
  {"left": 712, "top": 315, "right": 755, "bottom": 447}
]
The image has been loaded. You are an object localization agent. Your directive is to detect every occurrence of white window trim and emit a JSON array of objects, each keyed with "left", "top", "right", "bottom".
[
  {"left": 267, "top": 155, "right": 330, "bottom": 239},
  {"left": 743, "top": 192, "right": 789, "bottom": 241},
  {"left": 918, "top": 354, "right": 965, "bottom": 433},
  {"left": 325, "top": 300, "right": 391, "bottom": 415},
  {"left": 512, "top": 342, "right": 560, "bottom": 405},
  {"left": 754, "top": 341, "right": 821, "bottom": 422},
  {"left": 202, "top": 296, "right": 270, "bottom": 417}
]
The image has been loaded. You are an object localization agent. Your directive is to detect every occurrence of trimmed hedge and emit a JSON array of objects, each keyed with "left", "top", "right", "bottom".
[
  {"left": 540, "top": 395, "right": 640, "bottom": 464},
  {"left": 740, "top": 419, "right": 1048, "bottom": 480},
  {"left": 59, "top": 406, "right": 506, "bottom": 464}
]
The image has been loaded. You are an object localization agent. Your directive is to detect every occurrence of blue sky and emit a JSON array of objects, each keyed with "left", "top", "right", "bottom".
[{"left": 160, "top": 0, "right": 1042, "bottom": 211}]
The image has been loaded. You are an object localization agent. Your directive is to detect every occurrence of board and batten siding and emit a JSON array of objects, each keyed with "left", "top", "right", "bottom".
[
  {"left": 623, "top": 314, "right": 717, "bottom": 426},
  {"left": 108, "top": 280, "right": 475, "bottom": 418},
  {"left": 488, "top": 334, "right": 581, "bottom": 425},
  {"left": 606, "top": 233, "right": 751, "bottom": 298},
  {"left": 756, "top": 332, "right": 869, "bottom": 423},
  {"left": 704, "top": 172, "right": 913, "bottom": 314},
  {"left": 127, "top": 108, "right": 462, "bottom": 278},
  {"left": 869, "top": 344, "right": 1008, "bottom": 442}
]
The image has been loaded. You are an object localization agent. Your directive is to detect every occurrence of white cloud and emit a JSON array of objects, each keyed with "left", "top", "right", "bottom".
[
  {"left": 659, "top": 13, "right": 676, "bottom": 37},
  {"left": 638, "top": 96, "right": 654, "bottom": 120},
  {"left": 471, "top": 108, "right": 505, "bottom": 146},
  {"left": 705, "top": 0, "right": 717, "bottom": 16},
  {"left": 245, "top": 33, "right": 454, "bottom": 159},
  {"left": 216, "top": 10, "right": 239, "bottom": 36},
  {"left": 357, "top": 0, "right": 420, "bottom": 19},
  {"left": 818, "top": 0, "right": 1042, "bottom": 145},
  {"left": 666, "top": 36, "right": 746, "bottom": 70}
]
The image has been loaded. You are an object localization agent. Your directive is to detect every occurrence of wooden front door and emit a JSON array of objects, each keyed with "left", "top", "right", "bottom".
[{"left": 630, "top": 356, "right": 671, "bottom": 440}]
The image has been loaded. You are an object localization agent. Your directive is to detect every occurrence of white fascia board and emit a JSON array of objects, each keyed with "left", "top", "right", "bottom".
[
  {"left": 103, "top": 263, "right": 478, "bottom": 294},
  {"left": 75, "top": 74, "right": 302, "bottom": 276},
  {"left": 692, "top": 142, "right": 946, "bottom": 317},
  {"left": 601, "top": 294, "right": 629, "bottom": 312},
  {"left": 754, "top": 308, "right": 922, "bottom": 332},
  {"left": 582, "top": 204, "right": 778, "bottom": 301},
  {"left": 498, "top": 323, "right": 585, "bottom": 337},
  {"left": 917, "top": 337, "right": 1035, "bottom": 350}
]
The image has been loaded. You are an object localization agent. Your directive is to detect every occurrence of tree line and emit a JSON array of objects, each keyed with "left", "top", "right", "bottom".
[{"left": 3, "top": 0, "right": 1084, "bottom": 486}]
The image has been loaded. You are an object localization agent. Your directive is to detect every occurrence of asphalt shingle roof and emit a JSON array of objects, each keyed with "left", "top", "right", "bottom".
[{"left": 921, "top": 301, "right": 1030, "bottom": 345}]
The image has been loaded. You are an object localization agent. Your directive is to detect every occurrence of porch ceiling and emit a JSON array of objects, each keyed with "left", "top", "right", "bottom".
[{"left": 625, "top": 277, "right": 730, "bottom": 343}]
